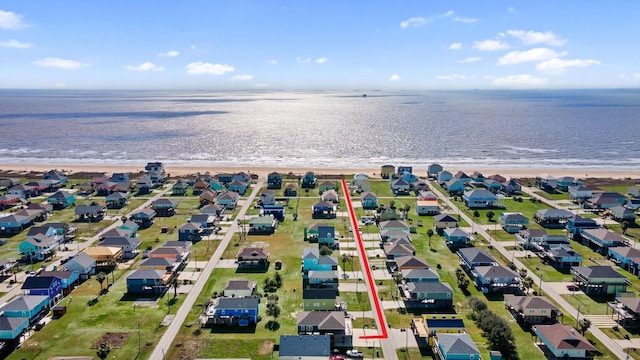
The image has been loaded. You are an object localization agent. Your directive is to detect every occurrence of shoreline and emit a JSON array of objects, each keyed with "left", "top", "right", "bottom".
[{"left": 1, "top": 163, "right": 639, "bottom": 180}]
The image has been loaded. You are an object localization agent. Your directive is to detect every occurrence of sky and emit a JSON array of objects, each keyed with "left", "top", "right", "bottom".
[{"left": 1, "top": 1, "right": 639, "bottom": 90}]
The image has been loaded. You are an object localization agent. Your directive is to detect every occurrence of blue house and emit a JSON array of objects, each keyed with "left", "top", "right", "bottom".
[
  {"left": 463, "top": 189, "right": 498, "bottom": 208},
  {"left": 427, "top": 163, "right": 443, "bottom": 178},
  {"left": 608, "top": 246, "right": 640, "bottom": 274},
  {"left": 402, "top": 172, "right": 419, "bottom": 183},
  {"left": 21, "top": 276, "right": 63, "bottom": 307},
  {"left": 580, "top": 228, "right": 629, "bottom": 254},
  {"left": 126, "top": 270, "right": 166, "bottom": 294},
  {"left": 0, "top": 316, "right": 29, "bottom": 340},
  {"left": 279, "top": 334, "right": 331, "bottom": 360},
  {"left": 361, "top": 191, "right": 378, "bottom": 210},
  {"left": 0, "top": 213, "right": 33, "bottom": 234},
  {"left": 262, "top": 204, "right": 285, "bottom": 222},
  {"left": 205, "top": 297, "right": 259, "bottom": 326},
  {"left": 566, "top": 215, "right": 599, "bottom": 237},
  {"left": 217, "top": 173, "right": 233, "bottom": 184},
  {"left": 443, "top": 228, "right": 471, "bottom": 248},
  {"left": 47, "top": 190, "right": 75, "bottom": 209},
  {"left": 499, "top": 212, "right": 529, "bottom": 233},
  {"left": 533, "top": 324, "right": 595, "bottom": 359},
  {"left": 444, "top": 179, "right": 464, "bottom": 195},
  {"left": 19, "top": 234, "right": 59, "bottom": 261},
  {"left": 131, "top": 208, "right": 156, "bottom": 227},
  {"left": 546, "top": 246, "right": 583, "bottom": 270},
  {"left": 39, "top": 270, "right": 79, "bottom": 295},
  {"left": 434, "top": 333, "right": 481, "bottom": 360},
  {"left": 0, "top": 295, "right": 49, "bottom": 324},
  {"left": 302, "top": 248, "right": 338, "bottom": 276}
]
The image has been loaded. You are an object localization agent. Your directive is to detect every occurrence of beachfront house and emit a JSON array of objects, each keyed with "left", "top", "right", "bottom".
[
  {"left": 463, "top": 189, "right": 499, "bottom": 209},
  {"left": 301, "top": 171, "right": 316, "bottom": 189},
  {"left": 504, "top": 295, "right": 560, "bottom": 325},
  {"left": 144, "top": 162, "right": 165, "bottom": 185},
  {"left": 502, "top": 178, "right": 522, "bottom": 195},
  {"left": 533, "top": 323, "right": 595, "bottom": 359},
  {"left": 534, "top": 209, "right": 573, "bottom": 228},
  {"left": 427, "top": 163, "right": 443, "bottom": 178},
  {"left": 318, "top": 180, "right": 336, "bottom": 194},
  {"left": 205, "top": 297, "right": 259, "bottom": 327},
  {"left": 499, "top": 212, "right": 529, "bottom": 233},
  {"left": 381, "top": 165, "right": 395, "bottom": 179},
  {"left": 570, "top": 266, "right": 628, "bottom": 295},
  {"left": 586, "top": 192, "right": 627, "bottom": 211},
  {"left": 267, "top": 172, "right": 282, "bottom": 189}
]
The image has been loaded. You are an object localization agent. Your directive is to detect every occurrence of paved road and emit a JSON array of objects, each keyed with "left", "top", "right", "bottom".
[
  {"left": 342, "top": 180, "right": 399, "bottom": 360},
  {"left": 0, "top": 184, "right": 172, "bottom": 306},
  {"left": 148, "top": 179, "right": 264, "bottom": 360},
  {"left": 431, "top": 184, "right": 630, "bottom": 360}
]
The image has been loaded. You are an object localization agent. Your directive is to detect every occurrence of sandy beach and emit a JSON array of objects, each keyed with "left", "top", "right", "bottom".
[{"left": 1, "top": 163, "right": 639, "bottom": 180}]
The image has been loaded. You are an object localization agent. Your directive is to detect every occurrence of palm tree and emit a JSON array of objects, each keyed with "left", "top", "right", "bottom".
[
  {"left": 341, "top": 254, "right": 349, "bottom": 273},
  {"left": 96, "top": 342, "right": 111, "bottom": 360},
  {"left": 169, "top": 276, "right": 179, "bottom": 298},
  {"left": 523, "top": 276, "right": 534, "bottom": 295},
  {"left": 622, "top": 221, "right": 629, "bottom": 235},
  {"left": 427, "top": 229, "right": 434, "bottom": 248},
  {"left": 96, "top": 272, "right": 106, "bottom": 293},
  {"left": 518, "top": 268, "right": 528, "bottom": 278}
]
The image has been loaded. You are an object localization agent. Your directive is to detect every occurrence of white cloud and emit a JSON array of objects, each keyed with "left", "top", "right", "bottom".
[
  {"left": 473, "top": 39, "right": 509, "bottom": 51},
  {"left": 435, "top": 74, "right": 466, "bottom": 80},
  {"left": 231, "top": 74, "right": 253, "bottom": 81},
  {"left": 186, "top": 62, "right": 234, "bottom": 75},
  {"left": 124, "top": 62, "right": 164, "bottom": 72},
  {"left": 454, "top": 16, "right": 477, "bottom": 23},
  {"left": 536, "top": 58, "right": 600, "bottom": 74},
  {"left": 506, "top": 29, "right": 566, "bottom": 46},
  {"left": 400, "top": 17, "right": 426, "bottom": 29},
  {"left": 492, "top": 74, "right": 548, "bottom": 88},
  {"left": 269, "top": 59, "right": 278, "bottom": 65},
  {"left": 296, "top": 57, "right": 311, "bottom": 64},
  {"left": 0, "top": 39, "right": 31, "bottom": 48},
  {"left": 441, "top": 10, "right": 454, "bottom": 18},
  {"left": 507, "top": 7, "right": 516, "bottom": 13},
  {"left": 498, "top": 48, "right": 565, "bottom": 65},
  {"left": 448, "top": 42, "right": 462, "bottom": 50},
  {"left": 158, "top": 50, "right": 179, "bottom": 57},
  {"left": 315, "top": 57, "right": 328, "bottom": 64},
  {"left": 458, "top": 57, "right": 482, "bottom": 63},
  {"left": 389, "top": 74, "right": 400, "bottom": 81},
  {"left": 34, "top": 57, "right": 90, "bottom": 69},
  {"left": 0, "top": 10, "right": 27, "bottom": 29}
]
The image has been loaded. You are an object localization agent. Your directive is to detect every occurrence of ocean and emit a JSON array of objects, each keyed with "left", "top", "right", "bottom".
[{"left": 0, "top": 89, "right": 639, "bottom": 171}]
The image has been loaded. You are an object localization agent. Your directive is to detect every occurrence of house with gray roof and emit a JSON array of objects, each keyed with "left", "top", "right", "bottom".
[
  {"left": 474, "top": 265, "right": 521, "bottom": 294},
  {"left": 571, "top": 265, "right": 628, "bottom": 295},
  {"left": 457, "top": 247, "right": 497, "bottom": 270},
  {"left": 434, "top": 333, "right": 481, "bottom": 360},
  {"left": 279, "top": 334, "right": 331, "bottom": 360},
  {"left": 504, "top": 295, "right": 560, "bottom": 324},
  {"left": 64, "top": 252, "right": 96, "bottom": 280},
  {"left": 297, "top": 311, "right": 352, "bottom": 347},
  {"left": 534, "top": 208, "right": 573, "bottom": 228},
  {"left": 580, "top": 228, "right": 629, "bottom": 254},
  {"left": 403, "top": 281, "right": 453, "bottom": 309}
]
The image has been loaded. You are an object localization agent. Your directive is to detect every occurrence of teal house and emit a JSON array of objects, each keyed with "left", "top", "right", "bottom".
[
  {"left": 0, "top": 295, "right": 49, "bottom": 323},
  {"left": 46, "top": 190, "right": 75, "bottom": 210},
  {"left": 0, "top": 316, "right": 29, "bottom": 340},
  {"left": 360, "top": 191, "right": 378, "bottom": 210},
  {"left": 227, "top": 180, "right": 248, "bottom": 195},
  {"left": 499, "top": 212, "right": 530, "bottom": 233}
]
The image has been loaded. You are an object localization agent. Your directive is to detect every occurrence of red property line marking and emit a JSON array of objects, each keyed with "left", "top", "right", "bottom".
[{"left": 341, "top": 179, "right": 388, "bottom": 340}]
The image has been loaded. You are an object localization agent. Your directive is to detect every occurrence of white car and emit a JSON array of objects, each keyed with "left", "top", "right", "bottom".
[{"left": 346, "top": 349, "right": 363, "bottom": 358}]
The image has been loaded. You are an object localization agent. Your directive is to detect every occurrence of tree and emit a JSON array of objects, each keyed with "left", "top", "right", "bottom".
[
  {"left": 169, "top": 276, "right": 179, "bottom": 298},
  {"left": 319, "top": 245, "right": 333, "bottom": 256},
  {"left": 518, "top": 268, "right": 528, "bottom": 278},
  {"left": 427, "top": 229, "right": 434, "bottom": 248},
  {"left": 341, "top": 253, "right": 349, "bottom": 272},
  {"left": 402, "top": 204, "right": 411, "bottom": 219},
  {"left": 578, "top": 318, "right": 591, "bottom": 335},
  {"left": 273, "top": 272, "right": 283, "bottom": 288},
  {"left": 522, "top": 276, "right": 534, "bottom": 295},
  {"left": 456, "top": 269, "right": 470, "bottom": 291},
  {"left": 473, "top": 210, "right": 480, "bottom": 219},
  {"left": 266, "top": 304, "right": 281, "bottom": 320},
  {"left": 486, "top": 210, "right": 495, "bottom": 222},
  {"left": 622, "top": 221, "right": 629, "bottom": 235},
  {"left": 96, "top": 342, "right": 111, "bottom": 360},
  {"left": 96, "top": 272, "right": 107, "bottom": 293}
]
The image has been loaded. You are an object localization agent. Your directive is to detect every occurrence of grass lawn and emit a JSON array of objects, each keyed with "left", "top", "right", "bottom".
[{"left": 561, "top": 294, "right": 613, "bottom": 315}]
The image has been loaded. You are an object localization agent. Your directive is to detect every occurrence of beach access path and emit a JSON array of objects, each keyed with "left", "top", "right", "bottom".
[
  {"left": 431, "top": 183, "right": 630, "bottom": 360},
  {"left": 0, "top": 183, "right": 173, "bottom": 306},
  {"left": 148, "top": 178, "right": 264, "bottom": 360}
]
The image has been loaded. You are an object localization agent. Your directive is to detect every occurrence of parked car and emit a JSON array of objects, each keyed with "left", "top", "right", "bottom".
[
  {"left": 346, "top": 349, "right": 364, "bottom": 358},
  {"left": 566, "top": 284, "right": 579, "bottom": 291},
  {"left": 330, "top": 355, "right": 345, "bottom": 360}
]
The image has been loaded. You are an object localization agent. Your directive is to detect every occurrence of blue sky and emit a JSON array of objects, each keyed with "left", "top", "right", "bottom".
[{"left": 1, "top": 1, "right": 639, "bottom": 90}]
